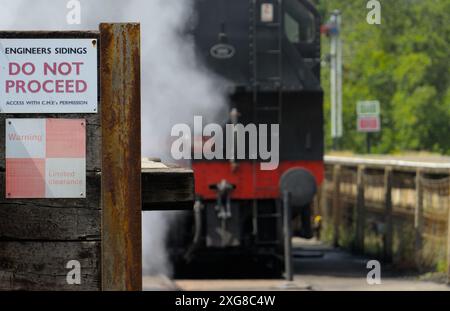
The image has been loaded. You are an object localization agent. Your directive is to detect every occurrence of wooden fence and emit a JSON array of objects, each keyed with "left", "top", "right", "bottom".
[{"left": 319, "top": 156, "right": 450, "bottom": 280}]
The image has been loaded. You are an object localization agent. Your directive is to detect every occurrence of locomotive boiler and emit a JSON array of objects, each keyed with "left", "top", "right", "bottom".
[{"left": 171, "top": 0, "right": 324, "bottom": 276}]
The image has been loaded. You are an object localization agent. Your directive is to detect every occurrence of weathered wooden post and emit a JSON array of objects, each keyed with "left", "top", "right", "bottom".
[
  {"left": 332, "top": 165, "right": 341, "bottom": 247},
  {"left": 100, "top": 23, "right": 142, "bottom": 291},
  {"left": 383, "top": 167, "right": 393, "bottom": 262},
  {"left": 414, "top": 169, "right": 424, "bottom": 268},
  {"left": 355, "top": 165, "right": 365, "bottom": 253}
]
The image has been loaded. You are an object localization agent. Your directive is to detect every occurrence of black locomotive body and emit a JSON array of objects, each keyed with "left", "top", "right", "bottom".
[{"left": 171, "top": 0, "right": 324, "bottom": 276}]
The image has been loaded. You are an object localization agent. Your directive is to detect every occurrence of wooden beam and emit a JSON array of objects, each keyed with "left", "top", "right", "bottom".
[
  {"left": 142, "top": 166, "right": 194, "bottom": 211},
  {"left": 414, "top": 169, "right": 424, "bottom": 269},
  {"left": 100, "top": 23, "right": 142, "bottom": 291},
  {"left": 324, "top": 155, "right": 450, "bottom": 174}
]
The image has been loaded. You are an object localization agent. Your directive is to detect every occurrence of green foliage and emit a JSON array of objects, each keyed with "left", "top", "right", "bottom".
[{"left": 315, "top": 0, "right": 450, "bottom": 154}]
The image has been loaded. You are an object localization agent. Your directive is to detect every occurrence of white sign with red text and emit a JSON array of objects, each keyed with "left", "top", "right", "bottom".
[
  {"left": 6, "top": 118, "right": 86, "bottom": 198},
  {"left": 0, "top": 39, "right": 97, "bottom": 113}
]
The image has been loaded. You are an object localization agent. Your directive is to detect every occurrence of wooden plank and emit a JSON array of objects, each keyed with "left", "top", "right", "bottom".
[
  {"left": 100, "top": 23, "right": 142, "bottom": 291},
  {"left": 0, "top": 205, "right": 100, "bottom": 241},
  {"left": 0, "top": 241, "right": 100, "bottom": 291},
  {"left": 141, "top": 168, "right": 194, "bottom": 211}
]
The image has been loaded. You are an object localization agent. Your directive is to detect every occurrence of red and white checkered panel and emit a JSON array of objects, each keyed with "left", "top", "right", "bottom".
[{"left": 6, "top": 119, "right": 86, "bottom": 199}]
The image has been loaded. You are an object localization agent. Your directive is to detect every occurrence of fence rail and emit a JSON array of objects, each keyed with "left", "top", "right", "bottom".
[{"left": 319, "top": 156, "right": 450, "bottom": 281}]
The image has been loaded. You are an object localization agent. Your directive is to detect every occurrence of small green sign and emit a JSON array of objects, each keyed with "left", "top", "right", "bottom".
[{"left": 357, "top": 101, "right": 380, "bottom": 116}]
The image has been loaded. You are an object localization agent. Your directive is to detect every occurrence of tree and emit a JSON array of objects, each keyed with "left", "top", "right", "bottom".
[{"left": 315, "top": 0, "right": 450, "bottom": 154}]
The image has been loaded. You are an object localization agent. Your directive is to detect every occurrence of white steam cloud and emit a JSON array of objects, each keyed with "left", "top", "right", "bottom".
[{"left": 0, "top": 0, "right": 228, "bottom": 277}]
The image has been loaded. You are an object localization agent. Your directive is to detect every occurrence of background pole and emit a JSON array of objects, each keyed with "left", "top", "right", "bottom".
[{"left": 283, "top": 191, "right": 293, "bottom": 281}]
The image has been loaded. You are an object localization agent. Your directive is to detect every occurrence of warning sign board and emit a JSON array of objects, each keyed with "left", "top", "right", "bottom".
[
  {"left": 5, "top": 118, "right": 86, "bottom": 198},
  {"left": 0, "top": 39, "right": 97, "bottom": 113},
  {"left": 357, "top": 100, "right": 381, "bottom": 132},
  {"left": 357, "top": 115, "right": 380, "bottom": 132}
]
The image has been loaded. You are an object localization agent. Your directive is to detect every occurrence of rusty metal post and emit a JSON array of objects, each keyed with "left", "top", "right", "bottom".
[
  {"left": 355, "top": 165, "right": 365, "bottom": 253},
  {"left": 414, "top": 169, "right": 423, "bottom": 269},
  {"left": 332, "top": 165, "right": 341, "bottom": 247},
  {"left": 100, "top": 23, "right": 142, "bottom": 291},
  {"left": 383, "top": 168, "right": 393, "bottom": 262}
]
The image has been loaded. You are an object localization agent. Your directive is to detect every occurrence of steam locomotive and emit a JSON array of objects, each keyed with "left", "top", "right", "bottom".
[{"left": 171, "top": 0, "right": 324, "bottom": 276}]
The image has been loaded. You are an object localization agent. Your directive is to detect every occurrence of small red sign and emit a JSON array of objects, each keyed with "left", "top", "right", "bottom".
[{"left": 357, "top": 116, "right": 380, "bottom": 132}]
